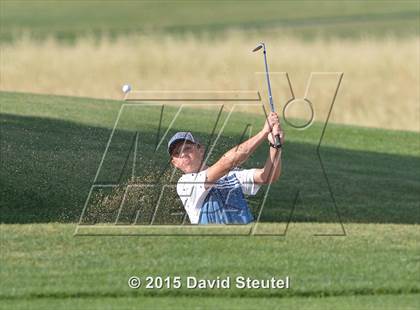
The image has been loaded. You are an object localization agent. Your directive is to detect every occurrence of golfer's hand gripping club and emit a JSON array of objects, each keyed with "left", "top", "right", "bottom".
[
  {"left": 265, "top": 112, "right": 282, "bottom": 149},
  {"left": 266, "top": 111, "right": 282, "bottom": 149}
]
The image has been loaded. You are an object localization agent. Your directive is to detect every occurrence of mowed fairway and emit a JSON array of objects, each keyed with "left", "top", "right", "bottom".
[
  {"left": 1, "top": 224, "right": 419, "bottom": 309},
  {"left": 1, "top": 1, "right": 418, "bottom": 41},
  {"left": 1, "top": 91, "right": 419, "bottom": 308}
]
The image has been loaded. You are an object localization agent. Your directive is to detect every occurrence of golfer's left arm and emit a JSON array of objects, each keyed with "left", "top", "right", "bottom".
[{"left": 254, "top": 124, "right": 284, "bottom": 184}]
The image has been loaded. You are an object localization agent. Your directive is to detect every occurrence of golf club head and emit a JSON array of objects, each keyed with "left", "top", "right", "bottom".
[{"left": 252, "top": 42, "right": 264, "bottom": 52}]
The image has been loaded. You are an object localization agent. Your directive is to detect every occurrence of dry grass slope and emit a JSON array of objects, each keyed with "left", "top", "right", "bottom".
[{"left": 1, "top": 32, "right": 419, "bottom": 131}]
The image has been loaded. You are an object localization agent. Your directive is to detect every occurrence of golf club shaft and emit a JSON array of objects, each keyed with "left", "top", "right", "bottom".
[{"left": 262, "top": 45, "right": 282, "bottom": 148}]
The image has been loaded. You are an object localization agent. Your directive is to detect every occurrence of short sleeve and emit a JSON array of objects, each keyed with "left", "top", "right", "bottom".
[
  {"left": 233, "top": 168, "right": 261, "bottom": 196},
  {"left": 176, "top": 170, "right": 211, "bottom": 224}
]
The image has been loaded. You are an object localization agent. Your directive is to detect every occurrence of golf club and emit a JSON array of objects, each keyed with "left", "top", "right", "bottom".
[{"left": 253, "top": 42, "right": 282, "bottom": 148}]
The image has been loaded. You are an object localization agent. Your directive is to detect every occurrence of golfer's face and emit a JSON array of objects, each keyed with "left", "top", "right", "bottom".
[{"left": 171, "top": 142, "right": 202, "bottom": 173}]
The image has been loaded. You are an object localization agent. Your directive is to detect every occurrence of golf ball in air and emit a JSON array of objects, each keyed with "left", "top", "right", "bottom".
[{"left": 122, "top": 84, "right": 132, "bottom": 93}]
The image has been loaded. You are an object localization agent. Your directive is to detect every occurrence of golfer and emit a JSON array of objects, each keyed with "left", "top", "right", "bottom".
[{"left": 168, "top": 112, "right": 284, "bottom": 224}]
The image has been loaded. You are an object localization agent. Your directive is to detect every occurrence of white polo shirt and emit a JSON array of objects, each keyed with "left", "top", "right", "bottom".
[{"left": 176, "top": 168, "right": 261, "bottom": 224}]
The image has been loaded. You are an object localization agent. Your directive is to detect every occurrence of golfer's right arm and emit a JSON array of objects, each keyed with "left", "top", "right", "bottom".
[{"left": 204, "top": 112, "right": 278, "bottom": 189}]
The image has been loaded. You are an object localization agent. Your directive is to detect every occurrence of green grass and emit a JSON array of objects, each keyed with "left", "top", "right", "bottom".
[
  {"left": 1, "top": 91, "right": 419, "bottom": 308},
  {"left": 1, "top": 223, "right": 419, "bottom": 309},
  {"left": 1, "top": 0, "right": 419, "bottom": 42},
  {"left": 1, "top": 91, "right": 419, "bottom": 225},
  {"left": 3, "top": 295, "right": 420, "bottom": 310}
]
